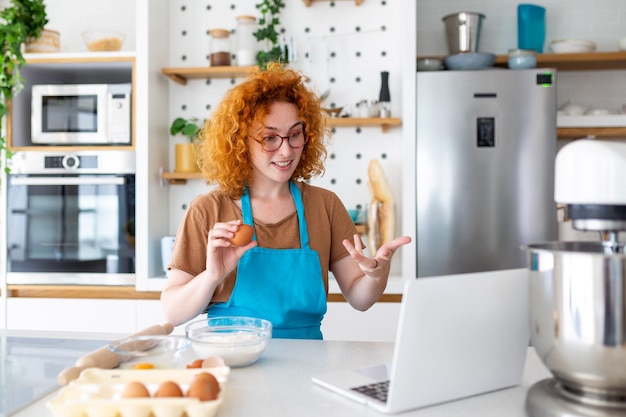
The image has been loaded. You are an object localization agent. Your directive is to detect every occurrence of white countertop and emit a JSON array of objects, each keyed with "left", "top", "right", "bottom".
[{"left": 9, "top": 333, "right": 553, "bottom": 417}]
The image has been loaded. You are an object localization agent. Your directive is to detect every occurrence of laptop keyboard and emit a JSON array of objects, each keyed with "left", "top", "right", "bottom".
[{"left": 351, "top": 380, "right": 390, "bottom": 402}]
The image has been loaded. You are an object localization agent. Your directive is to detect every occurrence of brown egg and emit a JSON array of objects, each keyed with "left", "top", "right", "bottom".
[
  {"left": 154, "top": 380, "right": 184, "bottom": 397},
  {"left": 186, "top": 359, "right": 204, "bottom": 369},
  {"left": 194, "top": 372, "right": 220, "bottom": 394},
  {"left": 121, "top": 381, "right": 151, "bottom": 398},
  {"left": 186, "top": 373, "right": 220, "bottom": 401},
  {"left": 230, "top": 224, "right": 254, "bottom": 247}
]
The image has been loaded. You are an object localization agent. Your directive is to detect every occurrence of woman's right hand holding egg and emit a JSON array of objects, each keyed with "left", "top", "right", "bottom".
[{"left": 206, "top": 220, "right": 256, "bottom": 281}]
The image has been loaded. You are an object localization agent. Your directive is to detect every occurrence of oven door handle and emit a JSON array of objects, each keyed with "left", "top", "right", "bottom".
[{"left": 10, "top": 177, "right": 126, "bottom": 186}]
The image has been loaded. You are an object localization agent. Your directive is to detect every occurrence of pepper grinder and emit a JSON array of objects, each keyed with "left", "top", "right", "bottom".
[{"left": 379, "top": 71, "right": 391, "bottom": 118}]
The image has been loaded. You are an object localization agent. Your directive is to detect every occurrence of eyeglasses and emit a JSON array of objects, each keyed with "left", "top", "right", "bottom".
[{"left": 252, "top": 130, "right": 308, "bottom": 152}]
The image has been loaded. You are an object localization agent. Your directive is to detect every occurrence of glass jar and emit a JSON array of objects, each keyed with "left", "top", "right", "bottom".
[
  {"left": 209, "top": 29, "right": 231, "bottom": 66},
  {"left": 236, "top": 15, "right": 258, "bottom": 66}
]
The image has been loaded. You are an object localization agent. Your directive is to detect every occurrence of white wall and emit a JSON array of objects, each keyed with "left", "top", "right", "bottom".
[{"left": 21, "top": 0, "right": 136, "bottom": 52}]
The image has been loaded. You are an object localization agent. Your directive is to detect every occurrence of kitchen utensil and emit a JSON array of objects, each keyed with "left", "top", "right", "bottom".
[
  {"left": 517, "top": 4, "right": 546, "bottom": 53},
  {"left": 319, "top": 88, "right": 330, "bottom": 102},
  {"left": 527, "top": 242, "right": 626, "bottom": 387},
  {"left": 185, "top": 317, "right": 272, "bottom": 367},
  {"left": 57, "top": 322, "right": 174, "bottom": 385},
  {"left": 444, "top": 52, "right": 496, "bottom": 70},
  {"left": 442, "top": 12, "right": 486, "bottom": 55},
  {"left": 379, "top": 71, "right": 391, "bottom": 118},
  {"left": 550, "top": 39, "right": 596, "bottom": 53},
  {"left": 322, "top": 107, "right": 343, "bottom": 117},
  {"left": 525, "top": 140, "right": 626, "bottom": 416}
]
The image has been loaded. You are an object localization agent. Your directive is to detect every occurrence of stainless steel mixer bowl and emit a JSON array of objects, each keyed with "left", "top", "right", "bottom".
[{"left": 527, "top": 241, "right": 626, "bottom": 397}]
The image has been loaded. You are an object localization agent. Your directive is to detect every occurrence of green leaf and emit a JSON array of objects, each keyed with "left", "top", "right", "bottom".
[{"left": 0, "top": 0, "right": 48, "bottom": 175}]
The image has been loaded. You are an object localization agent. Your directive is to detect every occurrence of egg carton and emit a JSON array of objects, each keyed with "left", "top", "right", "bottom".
[{"left": 47, "top": 367, "right": 230, "bottom": 417}]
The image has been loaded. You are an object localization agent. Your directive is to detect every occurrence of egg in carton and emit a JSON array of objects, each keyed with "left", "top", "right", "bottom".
[{"left": 47, "top": 365, "right": 230, "bottom": 417}]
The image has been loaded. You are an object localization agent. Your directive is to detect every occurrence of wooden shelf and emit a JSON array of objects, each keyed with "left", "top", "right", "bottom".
[
  {"left": 557, "top": 127, "right": 626, "bottom": 139},
  {"left": 419, "top": 51, "right": 626, "bottom": 72},
  {"left": 494, "top": 51, "right": 626, "bottom": 71},
  {"left": 327, "top": 117, "right": 401, "bottom": 132},
  {"left": 161, "top": 65, "right": 258, "bottom": 85},
  {"left": 161, "top": 171, "right": 204, "bottom": 184}
]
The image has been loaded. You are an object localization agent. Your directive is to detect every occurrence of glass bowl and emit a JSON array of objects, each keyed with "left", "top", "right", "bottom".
[
  {"left": 185, "top": 317, "right": 272, "bottom": 367},
  {"left": 82, "top": 30, "right": 125, "bottom": 51},
  {"left": 108, "top": 335, "right": 190, "bottom": 369}
]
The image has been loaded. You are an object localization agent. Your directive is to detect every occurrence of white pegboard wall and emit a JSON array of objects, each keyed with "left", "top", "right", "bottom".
[{"left": 166, "top": 0, "right": 404, "bottom": 245}]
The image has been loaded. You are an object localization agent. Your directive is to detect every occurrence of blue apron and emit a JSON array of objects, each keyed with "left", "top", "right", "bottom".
[{"left": 208, "top": 181, "right": 327, "bottom": 339}]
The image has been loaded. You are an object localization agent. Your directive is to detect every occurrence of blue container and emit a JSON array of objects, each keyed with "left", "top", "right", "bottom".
[{"left": 517, "top": 4, "right": 546, "bottom": 53}]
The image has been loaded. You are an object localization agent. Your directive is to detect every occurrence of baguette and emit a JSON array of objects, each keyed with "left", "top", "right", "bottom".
[{"left": 367, "top": 159, "right": 395, "bottom": 252}]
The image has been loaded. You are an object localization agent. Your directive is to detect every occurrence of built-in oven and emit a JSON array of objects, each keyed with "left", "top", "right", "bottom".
[{"left": 6, "top": 151, "right": 136, "bottom": 285}]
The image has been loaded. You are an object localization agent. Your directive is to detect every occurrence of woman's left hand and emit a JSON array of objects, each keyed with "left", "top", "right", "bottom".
[{"left": 342, "top": 234, "right": 412, "bottom": 277}]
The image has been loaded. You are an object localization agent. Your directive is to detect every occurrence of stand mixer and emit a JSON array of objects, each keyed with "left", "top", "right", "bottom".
[{"left": 525, "top": 140, "right": 626, "bottom": 417}]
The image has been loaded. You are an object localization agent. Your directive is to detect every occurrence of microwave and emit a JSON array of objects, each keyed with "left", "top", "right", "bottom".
[{"left": 31, "top": 83, "right": 132, "bottom": 145}]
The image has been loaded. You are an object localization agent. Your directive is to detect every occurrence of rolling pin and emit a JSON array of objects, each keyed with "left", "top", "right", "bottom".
[{"left": 57, "top": 322, "right": 174, "bottom": 385}]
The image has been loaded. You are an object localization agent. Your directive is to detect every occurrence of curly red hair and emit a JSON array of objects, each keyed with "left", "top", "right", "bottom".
[{"left": 197, "top": 62, "right": 330, "bottom": 198}]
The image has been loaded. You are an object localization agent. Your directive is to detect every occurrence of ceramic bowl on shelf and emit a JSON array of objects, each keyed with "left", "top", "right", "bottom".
[
  {"left": 417, "top": 58, "right": 443, "bottom": 71},
  {"left": 507, "top": 49, "right": 536, "bottom": 69},
  {"left": 444, "top": 52, "right": 496, "bottom": 70},
  {"left": 550, "top": 39, "right": 596, "bottom": 53},
  {"left": 82, "top": 30, "right": 125, "bottom": 51}
]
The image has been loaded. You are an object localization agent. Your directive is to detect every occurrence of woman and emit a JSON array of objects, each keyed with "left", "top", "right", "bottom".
[{"left": 161, "top": 63, "right": 411, "bottom": 339}]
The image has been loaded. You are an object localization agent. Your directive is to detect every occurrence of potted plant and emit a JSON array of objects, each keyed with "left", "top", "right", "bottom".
[
  {"left": 169, "top": 116, "right": 203, "bottom": 173},
  {"left": 0, "top": 0, "right": 48, "bottom": 172},
  {"left": 253, "top": 0, "right": 286, "bottom": 70}
]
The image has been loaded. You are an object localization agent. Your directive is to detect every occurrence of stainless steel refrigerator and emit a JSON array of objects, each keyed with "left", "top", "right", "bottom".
[{"left": 414, "top": 69, "right": 558, "bottom": 277}]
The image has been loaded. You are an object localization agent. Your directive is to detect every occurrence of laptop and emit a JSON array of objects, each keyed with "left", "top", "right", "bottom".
[{"left": 312, "top": 268, "right": 530, "bottom": 414}]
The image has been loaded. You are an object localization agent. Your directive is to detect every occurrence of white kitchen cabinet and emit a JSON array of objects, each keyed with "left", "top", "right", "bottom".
[
  {"left": 322, "top": 301, "right": 400, "bottom": 342},
  {"left": 6, "top": 298, "right": 137, "bottom": 333},
  {"left": 137, "top": 298, "right": 401, "bottom": 341},
  {"left": 136, "top": 299, "right": 205, "bottom": 336}
]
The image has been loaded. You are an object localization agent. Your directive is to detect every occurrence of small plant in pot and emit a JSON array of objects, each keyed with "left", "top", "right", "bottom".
[{"left": 169, "top": 117, "right": 203, "bottom": 173}]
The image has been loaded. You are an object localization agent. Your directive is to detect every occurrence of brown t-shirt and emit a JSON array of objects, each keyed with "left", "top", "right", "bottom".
[{"left": 168, "top": 182, "right": 358, "bottom": 302}]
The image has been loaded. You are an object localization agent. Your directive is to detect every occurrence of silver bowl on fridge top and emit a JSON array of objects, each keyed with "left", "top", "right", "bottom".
[
  {"left": 442, "top": 12, "right": 486, "bottom": 55},
  {"left": 526, "top": 241, "right": 626, "bottom": 398}
]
